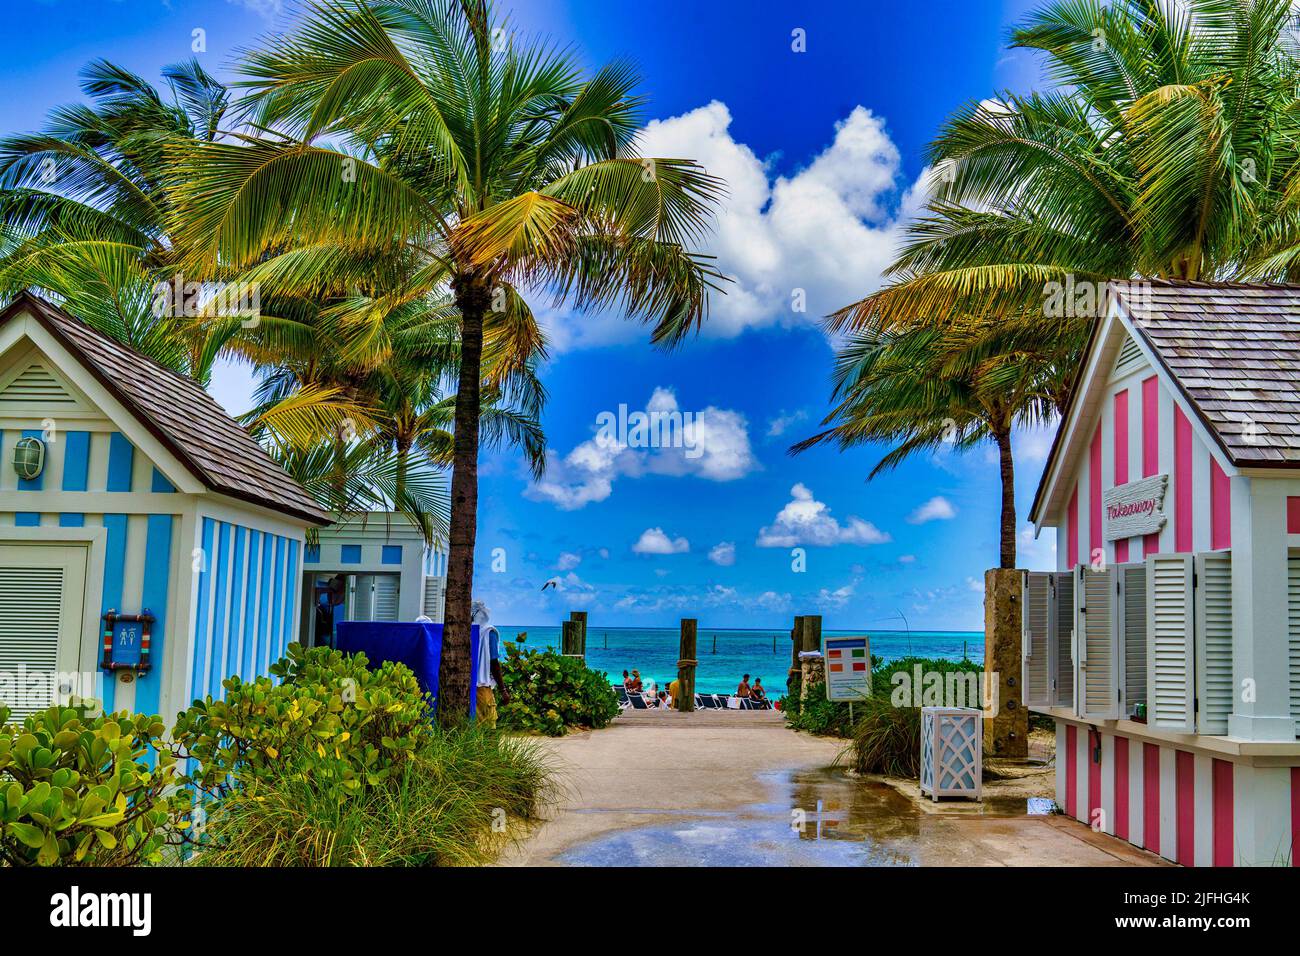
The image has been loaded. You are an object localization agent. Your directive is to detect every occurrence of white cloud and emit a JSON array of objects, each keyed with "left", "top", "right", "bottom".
[
  {"left": 898, "top": 554, "right": 916, "bottom": 564},
  {"left": 632, "top": 527, "right": 690, "bottom": 555},
  {"left": 226, "top": 0, "right": 283, "bottom": 18},
  {"left": 708, "top": 541, "right": 736, "bottom": 566},
  {"left": 1018, "top": 523, "right": 1057, "bottom": 571},
  {"left": 542, "top": 102, "right": 926, "bottom": 349},
  {"left": 766, "top": 408, "right": 808, "bottom": 439},
  {"left": 554, "top": 551, "right": 582, "bottom": 571},
  {"left": 1015, "top": 419, "right": 1060, "bottom": 465},
  {"left": 756, "top": 483, "right": 891, "bottom": 548},
  {"left": 816, "top": 581, "right": 856, "bottom": 610},
  {"left": 525, "top": 387, "right": 757, "bottom": 510},
  {"left": 967, "top": 576, "right": 985, "bottom": 594},
  {"left": 908, "top": 495, "right": 957, "bottom": 524}
]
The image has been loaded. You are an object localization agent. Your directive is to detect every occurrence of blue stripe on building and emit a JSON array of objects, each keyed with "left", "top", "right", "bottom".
[
  {"left": 190, "top": 518, "right": 216, "bottom": 706},
  {"left": 99, "top": 513, "right": 129, "bottom": 713},
  {"left": 189, "top": 519, "right": 302, "bottom": 701},
  {"left": 17, "top": 428, "right": 44, "bottom": 491},
  {"left": 59, "top": 430, "right": 91, "bottom": 528},
  {"left": 106, "top": 433, "right": 133, "bottom": 492},
  {"left": 135, "top": 513, "right": 173, "bottom": 717}
]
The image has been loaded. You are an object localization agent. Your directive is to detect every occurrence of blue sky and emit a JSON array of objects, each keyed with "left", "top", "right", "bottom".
[{"left": 5, "top": 0, "right": 1060, "bottom": 630}]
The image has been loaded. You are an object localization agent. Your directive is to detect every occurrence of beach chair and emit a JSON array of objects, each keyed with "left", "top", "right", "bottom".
[
  {"left": 615, "top": 686, "right": 630, "bottom": 708},
  {"left": 698, "top": 694, "right": 716, "bottom": 709},
  {"left": 628, "top": 693, "right": 649, "bottom": 710}
]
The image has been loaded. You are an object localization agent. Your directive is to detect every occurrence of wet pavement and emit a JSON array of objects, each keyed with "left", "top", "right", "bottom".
[{"left": 502, "top": 715, "right": 1167, "bottom": 867}]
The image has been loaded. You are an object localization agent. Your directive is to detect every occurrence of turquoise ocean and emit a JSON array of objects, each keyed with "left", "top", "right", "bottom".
[{"left": 494, "top": 626, "right": 983, "bottom": 696}]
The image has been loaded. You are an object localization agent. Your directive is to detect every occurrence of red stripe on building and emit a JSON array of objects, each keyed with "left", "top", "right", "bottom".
[
  {"left": 1115, "top": 389, "right": 1129, "bottom": 563},
  {"left": 1292, "top": 767, "right": 1300, "bottom": 867},
  {"left": 1142, "top": 376, "right": 1159, "bottom": 556},
  {"left": 1175, "top": 407, "right": 1193, "bottom": 553},
  {"left": 1177, "top": 750, "right": 1194, "bottom": 866},
  {"left": 1088, "top": 729, "right": 1102, "bottom": 827},
  {"left": 1288, "top": 496, "right": 1300, "bottom": 534},
  {"left": 1068, "top": 485, "right": 1080, "bottom": 567},
  {"left": 1090, "top": 425, "right": 1103, "bottom": 562},
  {"left": 1114, "top": 736, "right": 1130, "bottom": 841},
  {"left": 1066, "top": 725, "right": 1077, "bottom": 818},
  {"left": 1212, "top": 759, "right": 1233, "bottom": 867},
  {"left": 1211, "top": 459, "right": 1231, "bottom": 550},
  {"left": 1144, "top": 743, "right": 1160, "bottom": 851}
]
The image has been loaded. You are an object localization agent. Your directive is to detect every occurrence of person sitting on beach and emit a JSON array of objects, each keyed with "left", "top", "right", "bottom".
[
  {"left": 658, "top": 689, "right": 670, "bottom": 708},
  {"left": 629, "top": 669, "right": 644, "bottom": 694},
  {"left": 751, "top": 678, "right": 766, "bottom": 701},
  {"left": 736, "top": 674, "right": 752, "bottom": 698},
  {"left": 621, "top": 669, "right": 632, "bottom": 689},
  {"left": 668, "top": 677, "right": 681, "bottom": 709}
]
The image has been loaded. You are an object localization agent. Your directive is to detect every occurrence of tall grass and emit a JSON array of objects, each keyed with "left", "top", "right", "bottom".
[
  {"left": 843, "top": 698, "right": 923, "bottom": 778},
  {"left": 194, "top": 727, "right": 553, "bottom": 867}
]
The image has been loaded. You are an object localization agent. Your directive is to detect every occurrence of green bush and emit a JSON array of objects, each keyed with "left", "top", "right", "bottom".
[
  {"left": 497, "top": 643, "right": 620, "bottom": 736},
  {"left": 173, "top": 642, "right": 431, "bottom": 800},
  {"left": 0, "top": 705, "right": 192, "bottom": 866},
  {"left": 193, "top": 725, "right": 551, "bottom": 867},
  {"left": 847, "top": 698, "right": 924, "bottom": 777},
  {"left": 782, "top": 682, "right": 856, "bottom": 736}
]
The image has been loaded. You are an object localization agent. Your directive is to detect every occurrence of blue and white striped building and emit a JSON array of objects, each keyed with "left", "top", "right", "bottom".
[{"left": 0, "top": 293, "right": 329, "bottom": 721}]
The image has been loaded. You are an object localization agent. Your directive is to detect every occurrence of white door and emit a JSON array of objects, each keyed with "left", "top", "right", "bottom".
[{"left": 0, "top": 543, "right": 88, "bottom": 719}]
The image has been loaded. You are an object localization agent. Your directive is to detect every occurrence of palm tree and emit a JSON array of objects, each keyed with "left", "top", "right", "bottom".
[
  {"left": 794, "top": 317, "right": 1064, "bottom": 567},
  {"left": 0, "top": 59, "right": 234, "bottom": 380},
  {"left": 833, "top": 0, "right": 1300, "bottom": 333},
  {"left": 814, "top": 0, "right": 1300, "bottom": 568},
  {"left": 170, "top": 0, "right": 724, "bottom": 721}
]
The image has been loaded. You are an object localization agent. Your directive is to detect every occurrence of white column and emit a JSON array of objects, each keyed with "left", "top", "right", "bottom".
[{"left": 1229, "top": 476, "right": 1295, "bottom": 740}]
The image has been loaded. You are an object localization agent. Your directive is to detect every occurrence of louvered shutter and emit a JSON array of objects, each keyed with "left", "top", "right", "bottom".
[
  {"left": 0, "top": 545, "right": 87, "bottom": 719},
  {"left": 1289, "top": 553, "right": 1300, "bottom": 736},
  {"left": 1146, "top": 553, "right": 1196, "bottom": 731},
  {"left": 1077, "top": 565, "right": 1120, "bottom": 719},
  {"left": 374, "top": 575, "right": 400, "bottom": 620},
  {"left": 1118, "top": 563, "right": 1147, "bottom": 718},
  {"left": 1022, "top": 572, "right": 1051, "bottom": 708},
  {"left": 1194, "top": 552, "right": 1233, "bottom": 735},
  {"left": 1053, "top": 571, "right": 1074, "bottom": 708},
  {"left": 422, "top": 576, "right": 445, "bottom": 622}
]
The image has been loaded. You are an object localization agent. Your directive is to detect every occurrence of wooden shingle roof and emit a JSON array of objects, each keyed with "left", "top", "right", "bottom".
[
  {"left": 2, "top": 292, "right": 330, "bottom": 525},
  {"left": 1113, "top": 279, "right": 1300, "bottom": 467}
]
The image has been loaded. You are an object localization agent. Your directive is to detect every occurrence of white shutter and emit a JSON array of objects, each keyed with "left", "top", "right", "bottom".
[
  {"left": 1146, "top": 553, "right": 1196, "bottom": 731},
  {"left": 0, "top": 545, "right": 87, "bottom": 720},
  {"left": 1289, "top": 553, "right": 1300, "bottom": 736},
  {"left": 1022, "top": 572, "right": 1051, "bottom": 708},
  {"left": 1118, "top": 563, "right": 1147, "bottom": 718},
  {"left": 422, "top": 575, "right": 445, "bottom": 622},
  {"left": 1053, "top": 571, "right": 1074, "bottom": 708},
  {"left": 1194, "top": 552, "right": 1233, "bottom": 736},
  {"left": 374, "top": 575, "right": 400, "bottom": 620},
  {"left": 1078, "top": 565, "right": 1120, "bottom": 719}
]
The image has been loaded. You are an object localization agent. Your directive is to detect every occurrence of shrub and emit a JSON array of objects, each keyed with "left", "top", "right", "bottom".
[
  {"left": 846, "top": 698, "right": 924, "bottom": 777},
  {"left": 497, "top": 643, "right": 620, "bottom": 736},
  {"left": 172, "top": 642, "right": 431, "bottom": 799},
  {"left": 0, "top": 705, "right": 191, "bottom": 866},
  {"left": 782, "top": 682, "right": 856, "bottom": 737},
  {"left": 193, "top": 725, "right": 552, "bottom": 867}
]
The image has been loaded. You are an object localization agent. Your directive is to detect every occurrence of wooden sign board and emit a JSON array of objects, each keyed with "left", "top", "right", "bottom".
[{"left": 1103, "top": 474, "right": 1168, "bottom": 541}]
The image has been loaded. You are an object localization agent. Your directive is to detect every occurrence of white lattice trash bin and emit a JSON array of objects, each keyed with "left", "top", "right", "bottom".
[{"left": 920, "top": 707, "right": 982, "bottom": 801}]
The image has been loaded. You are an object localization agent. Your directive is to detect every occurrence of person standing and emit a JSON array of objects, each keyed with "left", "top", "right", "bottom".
[{"left": 471, "top": 602, "right": 509, "bottom": 728}]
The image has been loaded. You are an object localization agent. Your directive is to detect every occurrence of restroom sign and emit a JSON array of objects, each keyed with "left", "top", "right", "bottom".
[{"left": 822, "top": 635, "right": 871, "bottom": 701}]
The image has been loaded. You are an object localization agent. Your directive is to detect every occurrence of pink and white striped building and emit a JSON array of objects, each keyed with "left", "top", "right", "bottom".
[{"left": 1027, "top": 280, "right": 1300, "bottom": 867}]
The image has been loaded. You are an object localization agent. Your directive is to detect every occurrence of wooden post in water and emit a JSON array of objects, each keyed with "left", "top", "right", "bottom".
[
  {"left": 569, "top": 611, "right": 588, "bottom": 656},
  {"left": 677, "top": 619, "right": 698, "bottom": 712},
  {"left": 561, "top": 620, "right": 583, "bottom": 657}
]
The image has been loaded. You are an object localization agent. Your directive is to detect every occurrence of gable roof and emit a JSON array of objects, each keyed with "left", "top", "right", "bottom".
[
  {"left": 1030, "top": 279, "right": 1300, "bottom": 527},
  {"left": 1, "top": 292, "right": 330, "bottom": 526}
]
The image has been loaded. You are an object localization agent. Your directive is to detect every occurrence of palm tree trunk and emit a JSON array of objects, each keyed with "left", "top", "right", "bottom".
[
  {"left": 993, "top": 423, "right": 1017, "bottom": 569},
  {"left": 440, "top": 274, "right": 489, "bottom": 724}
]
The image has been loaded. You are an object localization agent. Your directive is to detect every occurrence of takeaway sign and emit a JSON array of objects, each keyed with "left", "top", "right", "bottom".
[{"left": 1103, "top": 474, "right": 1169, "bottom": 541}]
